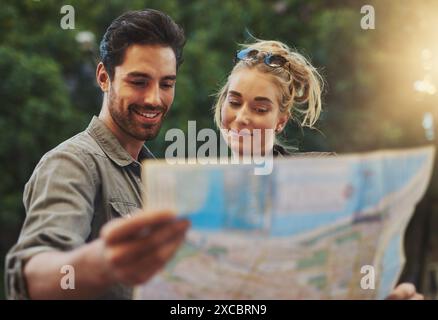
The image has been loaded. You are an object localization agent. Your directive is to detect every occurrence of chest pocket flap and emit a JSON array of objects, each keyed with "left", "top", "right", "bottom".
[{"left": 109, "top": 200, "right": 139, "bottom": 217}]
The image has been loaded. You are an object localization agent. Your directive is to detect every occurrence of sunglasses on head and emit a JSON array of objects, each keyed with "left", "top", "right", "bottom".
[{"left": 234, "top": 48, "right": 289, "bottom": 69}]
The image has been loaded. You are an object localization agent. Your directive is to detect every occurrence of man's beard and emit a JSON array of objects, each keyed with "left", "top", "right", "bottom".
[{"left": 108, "top": 89, "right": 167, "bottom": 141}]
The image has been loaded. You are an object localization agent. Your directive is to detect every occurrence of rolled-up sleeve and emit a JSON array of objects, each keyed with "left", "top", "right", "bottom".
[{"left": 5, "top": 148, "right": 97, "bottom": 299}]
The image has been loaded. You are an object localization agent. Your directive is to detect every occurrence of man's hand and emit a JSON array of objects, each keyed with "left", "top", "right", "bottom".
[
  {"left": 99, "top": 210, "right": 190, "bottom": 286},
  {"left": 386, "top": 283, "right": 424, "bottom": 300},
  {"left": 24, "top": 210, "right": 189, "bottom": 299}
]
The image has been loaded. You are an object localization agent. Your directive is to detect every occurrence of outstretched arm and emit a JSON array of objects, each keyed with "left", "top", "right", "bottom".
[{"left": 24, "top": 210, "right": 189, "bottom": 299}]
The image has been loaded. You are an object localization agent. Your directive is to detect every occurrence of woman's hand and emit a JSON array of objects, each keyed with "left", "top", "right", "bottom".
[{"left": 386, "top": 283, "right": 424, "bottom": 300}]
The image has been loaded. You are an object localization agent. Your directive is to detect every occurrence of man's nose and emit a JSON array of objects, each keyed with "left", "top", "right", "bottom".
[
  {"left": 235, "top": 104, "right": 251, "bottom": 126},
  {"left": 143, "top": 83, "right": 161, "bottom": 107}
]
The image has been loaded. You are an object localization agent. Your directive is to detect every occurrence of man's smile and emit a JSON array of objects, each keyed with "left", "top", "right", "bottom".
[
  {"left": 129, "top": 105, "right": 166, "bottom": 125},
  {"left": 132, "top": 109, "right": 161, "bottom": 119}
]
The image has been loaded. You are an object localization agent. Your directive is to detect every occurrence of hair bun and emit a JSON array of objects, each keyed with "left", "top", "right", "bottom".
[{"left": 292, "top": 78, "right": 310, "bottom": 103}]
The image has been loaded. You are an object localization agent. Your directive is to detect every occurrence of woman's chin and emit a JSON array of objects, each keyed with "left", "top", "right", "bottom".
[{"left": 228, "top": 142, "right": 272, "bottom": 158}]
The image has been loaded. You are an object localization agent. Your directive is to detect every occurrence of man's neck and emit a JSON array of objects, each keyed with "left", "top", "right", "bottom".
[{"left": 98, "top": 110, "right": 144, "bottom": 161}]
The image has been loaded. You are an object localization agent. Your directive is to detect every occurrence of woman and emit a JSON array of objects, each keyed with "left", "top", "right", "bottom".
[
  {"left": 212, "top": 39, "right": 423, "bottom": 299},
  {"left": 213, "top": 39, "right": 323, "bottom": 157}
]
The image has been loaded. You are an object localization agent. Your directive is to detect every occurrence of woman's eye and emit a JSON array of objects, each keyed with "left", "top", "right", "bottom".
[
  {"left": 228, "top": 100, "right": 241, "bottom": 106},
  {"left": 255, "top": 107, "right": 269, "bottom": 113}
]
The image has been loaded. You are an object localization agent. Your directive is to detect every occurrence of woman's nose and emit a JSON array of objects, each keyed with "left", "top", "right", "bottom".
[{"left": 235, "top": 105, "right": 251, "bottom": 126}]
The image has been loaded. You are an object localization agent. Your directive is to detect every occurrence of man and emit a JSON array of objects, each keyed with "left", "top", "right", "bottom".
[{"left": 5, "top": 9, "right": 189, "bottom": 299}]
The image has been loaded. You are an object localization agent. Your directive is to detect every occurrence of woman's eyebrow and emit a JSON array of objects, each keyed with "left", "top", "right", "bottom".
[
  {"left": 228, "top": 90, "right": 242, "bottom": 97},
  {"left": 254, "top": 96, "right": 273, "bottom": 104},
  {"left": 228, "top": 90, "right": 273, "bottom": 104}
]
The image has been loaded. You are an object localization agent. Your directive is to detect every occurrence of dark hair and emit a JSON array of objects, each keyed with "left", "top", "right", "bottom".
[{"left": 99, "top": 9, "right": 186, "bottom": 80}]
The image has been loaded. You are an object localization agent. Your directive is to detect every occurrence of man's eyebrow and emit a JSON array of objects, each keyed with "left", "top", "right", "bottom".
[
  {"left": 126, "top": 72, "right": 150, "bottom": 78},
  {"left": 125, "top": 72, "right": 176, "bottom": 81},
  {"left": 162, "top": 75, "right": 177, "bottom": 81}
]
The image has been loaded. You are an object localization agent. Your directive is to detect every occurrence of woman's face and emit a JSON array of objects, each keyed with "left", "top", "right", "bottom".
[{"left": 221, "top": 68, "right": 288, "bottom": 156}]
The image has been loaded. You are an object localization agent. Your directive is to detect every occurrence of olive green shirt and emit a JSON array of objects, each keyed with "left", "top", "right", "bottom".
[{"left": 5, "top": 116, "right": 154, "bottom": 300}]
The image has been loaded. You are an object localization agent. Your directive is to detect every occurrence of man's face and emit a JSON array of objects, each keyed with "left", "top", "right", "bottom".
[{"left": 107, "top": 44, "right": 177, "bottom": 141}]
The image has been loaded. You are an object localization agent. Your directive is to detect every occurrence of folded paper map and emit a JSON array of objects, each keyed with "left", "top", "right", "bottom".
[{"left": 135, "top": 146, "right": 435, "bottom": 299}]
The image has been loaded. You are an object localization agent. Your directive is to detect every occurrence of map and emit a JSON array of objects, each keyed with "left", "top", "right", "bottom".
[{"left": 135, "top": 146, "right": 435, "bottom": 299}]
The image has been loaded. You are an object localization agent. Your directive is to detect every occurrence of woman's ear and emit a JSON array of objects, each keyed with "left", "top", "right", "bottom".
[
  {"left": 275, "top": 113, "right": 289, "bottom": 133},
  {"left": 96, "top": 62, "right": 110, "bottom": 92}
]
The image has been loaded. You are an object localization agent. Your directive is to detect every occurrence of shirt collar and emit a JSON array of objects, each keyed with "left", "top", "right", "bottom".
[{"left": 86, "top": 116, "right": 155, "bottom": 167}]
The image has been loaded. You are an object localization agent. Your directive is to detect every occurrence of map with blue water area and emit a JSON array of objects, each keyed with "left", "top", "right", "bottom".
[{"left": 136, "top": 146, "right": 434, "bottom": 299}]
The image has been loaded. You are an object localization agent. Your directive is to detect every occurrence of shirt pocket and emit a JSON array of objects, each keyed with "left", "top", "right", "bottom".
[{"left": 109, "top": 200, "right": 139, "bottom": 218}]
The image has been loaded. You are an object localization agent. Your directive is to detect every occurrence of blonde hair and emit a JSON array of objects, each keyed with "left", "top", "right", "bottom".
[{"left": 213, "top": 40, "right": 324, "bottom": 134}]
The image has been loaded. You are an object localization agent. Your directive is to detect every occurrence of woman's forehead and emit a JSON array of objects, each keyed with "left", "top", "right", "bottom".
[{"left": 228, "top": 68, "right": 279, "bottom": 101}]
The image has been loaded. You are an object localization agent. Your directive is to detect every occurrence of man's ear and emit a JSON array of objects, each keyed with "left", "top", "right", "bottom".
[{"left": 96, "top": 62, "right": 110, "bottom": 92}]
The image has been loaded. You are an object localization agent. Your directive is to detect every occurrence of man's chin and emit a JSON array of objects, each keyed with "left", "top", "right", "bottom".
[{"left": 134, "top": 126, "right": 161, "bottom": 141}]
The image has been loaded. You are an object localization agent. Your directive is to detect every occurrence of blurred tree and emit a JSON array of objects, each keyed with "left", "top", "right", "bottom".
[{"left": 0, "top": 0, "right": 95, "bottom": 300}]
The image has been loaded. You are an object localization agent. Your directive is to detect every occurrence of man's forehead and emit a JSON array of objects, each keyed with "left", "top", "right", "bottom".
[{"left": 117, "top": 44, "right": 177, "bottom": 77}]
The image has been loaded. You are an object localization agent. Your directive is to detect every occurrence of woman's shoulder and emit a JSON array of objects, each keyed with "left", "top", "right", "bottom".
[
  {"left": 289, "top": 151, "right": 337, "bottom": 157},
  {"left": 273, "top": 144, "right": 337, "bottom": 157}
]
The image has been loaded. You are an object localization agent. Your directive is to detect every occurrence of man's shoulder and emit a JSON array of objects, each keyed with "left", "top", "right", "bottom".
[
  {"left": 35, "top": 131, "right": 106, "bottom": 174},
  {"left": 43, "top": 130, "right": 105, "bottom": 162},
  {"left": 27, "top": 130, "right": 105, "bottom": 187}
]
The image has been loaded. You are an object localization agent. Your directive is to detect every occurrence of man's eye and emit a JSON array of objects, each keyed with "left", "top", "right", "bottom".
[
  {"left": 161, "top": 83, "right": 175, "bottom": 89},
  {"left": 131, "top": 81, "right": 146, "bottom": 87}
]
